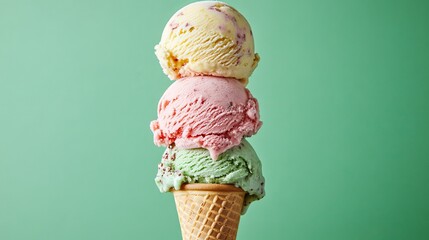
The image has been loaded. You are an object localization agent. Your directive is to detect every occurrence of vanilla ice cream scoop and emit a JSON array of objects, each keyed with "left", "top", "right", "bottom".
[{"left": 155, "top": 1, "right": 260, "bottom": 84}]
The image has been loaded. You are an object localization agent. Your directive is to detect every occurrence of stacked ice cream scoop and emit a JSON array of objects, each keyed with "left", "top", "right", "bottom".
[{"left": 150, "top": 1, "right": 265, "bottom": 239}]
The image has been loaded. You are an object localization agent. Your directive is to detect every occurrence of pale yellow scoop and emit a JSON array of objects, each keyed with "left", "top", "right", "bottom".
[{"left": 155, "top": 1, "right": 260, "bottom": 85}]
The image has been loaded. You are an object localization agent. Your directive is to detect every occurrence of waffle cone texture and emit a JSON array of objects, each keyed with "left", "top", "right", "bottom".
[{"left": 173, "top": 184, "right": 245, "bottom": 240}]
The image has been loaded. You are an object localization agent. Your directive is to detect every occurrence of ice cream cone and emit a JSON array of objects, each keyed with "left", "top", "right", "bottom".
[{"left": 173, "top": 184, "right": 245, "bottom": 240}]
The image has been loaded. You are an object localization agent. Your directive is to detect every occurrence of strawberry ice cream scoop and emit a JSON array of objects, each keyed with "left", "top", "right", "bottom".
[{"left": 150, "top": 76, "right": 262, "bottom": 160}]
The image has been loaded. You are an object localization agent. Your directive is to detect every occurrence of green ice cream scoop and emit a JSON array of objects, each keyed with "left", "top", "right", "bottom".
[{"left": 155, "top": 139, "right": 265, "bottom": 213}]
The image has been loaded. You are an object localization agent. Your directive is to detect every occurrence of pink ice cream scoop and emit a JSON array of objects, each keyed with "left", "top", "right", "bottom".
[{"left": 150, "top": 76, "right": 262, "bottom": 160}]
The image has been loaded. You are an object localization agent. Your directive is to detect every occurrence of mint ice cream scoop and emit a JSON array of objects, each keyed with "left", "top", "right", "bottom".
[{"left": 155, "top": 139, "right": 265, "bottom": 213}]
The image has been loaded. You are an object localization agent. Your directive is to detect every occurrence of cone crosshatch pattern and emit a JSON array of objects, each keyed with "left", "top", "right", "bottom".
[{"left": 173, "top": 184, "right": 245, "bottom": 240}]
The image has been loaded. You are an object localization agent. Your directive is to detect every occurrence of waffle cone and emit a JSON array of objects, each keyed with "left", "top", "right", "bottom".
[{"left": 172, "top": 184, "right": 245, "bottom": 240}]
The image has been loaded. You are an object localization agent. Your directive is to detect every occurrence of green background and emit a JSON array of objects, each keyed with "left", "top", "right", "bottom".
[{"left": 1, "top": 0, "right": 428, "bottom": 239}]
